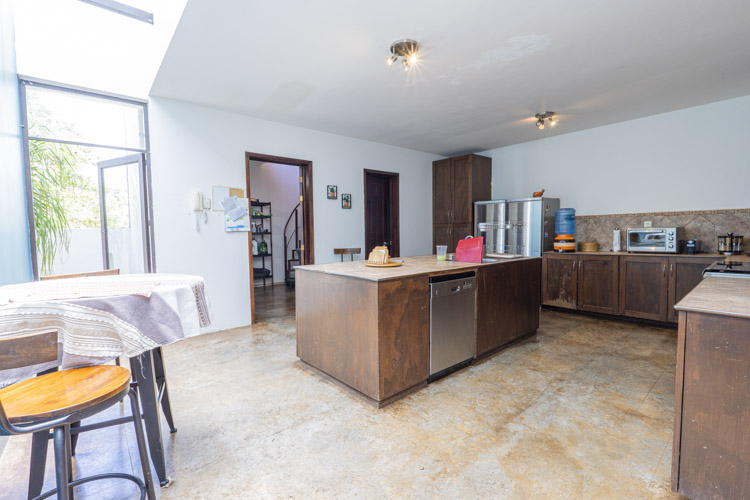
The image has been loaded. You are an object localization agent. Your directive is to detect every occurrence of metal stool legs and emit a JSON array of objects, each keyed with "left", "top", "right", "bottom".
[{"left": 35, "top": 389, "right": 155, "bottom": 500}]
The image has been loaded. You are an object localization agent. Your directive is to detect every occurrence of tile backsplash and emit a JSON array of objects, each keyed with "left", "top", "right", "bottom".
[{"left": 575, "top": 209, "right": 750, "bottom": 253}]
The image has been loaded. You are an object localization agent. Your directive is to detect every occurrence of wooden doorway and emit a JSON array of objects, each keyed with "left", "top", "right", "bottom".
[
  {"left": 364, "top": 169, "right": 400, "bottom": 257},
  {"left": 245, "top": 152, "right": 314, "bottom": 323}
]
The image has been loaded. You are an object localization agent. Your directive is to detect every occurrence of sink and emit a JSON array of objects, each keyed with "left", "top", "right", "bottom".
[{"left": 482, "top": 258, "right": 498, "bottom": 263}]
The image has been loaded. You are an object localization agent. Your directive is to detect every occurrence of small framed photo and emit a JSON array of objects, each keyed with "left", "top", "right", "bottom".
[
  {"left": 327, "top": 185, "right": 338, "bottom": 199},
  {"left": 341, "top": 193, "right": 352, "bottom": 209}
]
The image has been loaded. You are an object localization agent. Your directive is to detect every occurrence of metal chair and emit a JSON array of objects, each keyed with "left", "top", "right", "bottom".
[
  {"left": 333, "top": 248, "right": 361, "bottom": 262},
  {"left": 0, "top": 330, "right": 156, "bottom": 500}
]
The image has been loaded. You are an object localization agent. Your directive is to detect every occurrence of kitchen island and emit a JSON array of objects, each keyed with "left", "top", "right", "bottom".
[
  {"left": 295, "top": 255, "right": 541, "bottom": 407},
  {"left": 672, "top": 272, "right": 750, "bottom": 499}
]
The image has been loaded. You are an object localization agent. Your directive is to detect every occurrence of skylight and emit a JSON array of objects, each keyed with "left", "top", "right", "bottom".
[{"left": 78, "top": 0, "right": 154, "bottom": 24}]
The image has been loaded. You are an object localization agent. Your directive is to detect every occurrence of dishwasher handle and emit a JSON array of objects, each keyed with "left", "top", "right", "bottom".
[{"left": 431, "top": 276, "right": 476, "bottom": 298}]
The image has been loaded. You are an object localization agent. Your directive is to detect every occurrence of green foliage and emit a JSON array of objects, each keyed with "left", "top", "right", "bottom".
[{"left": 30, "top": 140, "right": 74, "bottom": 276}]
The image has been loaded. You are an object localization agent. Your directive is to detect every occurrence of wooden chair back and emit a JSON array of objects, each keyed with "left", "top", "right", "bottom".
[
  {"left": 41, "top": 269, "right": 120, "bottom": 281},
  {"left": 0, "top": 331, "right": 58, "bottom": 371}
]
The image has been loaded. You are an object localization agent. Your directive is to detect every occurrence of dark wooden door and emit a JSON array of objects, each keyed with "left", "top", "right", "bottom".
[
  {"left": 451, "top": 156, "right": 472, "bottom": 224},
  {"left": 433, "top": 159, "right": 452, "bottom": 224},
  {"left": 542, "top": 254, "right": 577, "bottom": 309},
  {"left": 364, "top": 170, "right": 399, "bottom": 257},
  {"left": 577, "top": 255, "right": 619, "bottom": 315},
  {"left": 667, "top": 257, "right": 714, "bottom": 322},
  {"left": 452, "top": 224, "right": 473, "bottom": 253},
  {"left": 619, "top": 255, "right": 669, "bottom": 321}
]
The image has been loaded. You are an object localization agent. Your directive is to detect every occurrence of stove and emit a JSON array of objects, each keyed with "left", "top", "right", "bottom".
[{"left": 703, "top": 260, "right": 750, "bottom": 278}]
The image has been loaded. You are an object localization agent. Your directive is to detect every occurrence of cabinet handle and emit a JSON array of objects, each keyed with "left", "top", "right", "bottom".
[
  {"left": 663, "top": 264, "right": 666, "bottom": 277},
  {"left": 572, "top": 260, "right": 576, "bottom": 271},
  {"left": 670, "top": 263, "right": 674, "bottom": 276}
]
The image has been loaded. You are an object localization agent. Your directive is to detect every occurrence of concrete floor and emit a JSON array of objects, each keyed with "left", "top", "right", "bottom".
[{"left": 0, "top": 287, "right": 685, "bottom": 499}]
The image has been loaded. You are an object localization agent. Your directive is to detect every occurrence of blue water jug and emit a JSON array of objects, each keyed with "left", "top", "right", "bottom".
[{"left": 555, "top": 208, "right": 576, "bottom": 235}]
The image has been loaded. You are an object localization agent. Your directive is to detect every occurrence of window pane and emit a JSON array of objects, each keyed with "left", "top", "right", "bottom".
[{"left": 26, "top": 85, "right": 146, "bottom": 150}]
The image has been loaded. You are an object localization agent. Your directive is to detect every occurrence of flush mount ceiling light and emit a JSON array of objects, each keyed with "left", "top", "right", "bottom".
[
  {"left": 387, "top": 39, "right": 420, "bottom": 72},
  {"left": 535, "top": 111, "right": 558, "bottom": 130}
]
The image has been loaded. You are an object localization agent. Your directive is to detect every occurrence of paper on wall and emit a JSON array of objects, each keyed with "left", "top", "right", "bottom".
[{"left": 225, "top": 197, "right": 250, "bottom": 232}]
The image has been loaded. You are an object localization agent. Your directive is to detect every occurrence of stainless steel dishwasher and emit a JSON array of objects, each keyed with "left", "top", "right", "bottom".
[{"left": 429, "top": 271, "right": 476, "bottom": 382}]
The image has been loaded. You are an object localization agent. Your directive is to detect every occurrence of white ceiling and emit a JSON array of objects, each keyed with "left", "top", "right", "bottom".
[{"left": 150, "top": 0, "right": 750, "bottom": 156}]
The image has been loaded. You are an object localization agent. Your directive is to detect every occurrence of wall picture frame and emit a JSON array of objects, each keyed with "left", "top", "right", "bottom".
[
  {"left": 341, "top": 193, "right": 352, "bottom": 209},
  {"left": 327, "top": 185, "right": 337, "bottom": 199}
]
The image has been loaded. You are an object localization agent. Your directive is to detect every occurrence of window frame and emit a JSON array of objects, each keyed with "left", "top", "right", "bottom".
[{"left": 19, "top": 78, "right": 156, "bottom": 279}]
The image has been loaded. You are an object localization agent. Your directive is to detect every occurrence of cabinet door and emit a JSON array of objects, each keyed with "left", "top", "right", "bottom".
[
  {"left": 451, "top": 156, "right": 472, "bottom": 224},
  {"left": 668, "top": 257, "right": 715, "bottom": 322},
  {"left": 434, "top": 225, "right": 452, "bottom": 253},
  {"left": 433, "top": 159, "right": 452, "bottom": 224},
  {"left": 577, "top": 255, "right": 619, "bottom": 315},
  {"left": 452, "top": 224, "right": 473, "bottom": 253},
  {"left": 542, "top": 254, "right": 577, "bottom": 309},
  {"left": 619, "top": 256, "right": 669, "bottom": 321},
  {"left": 476, "top": 258, "right": 541, "bottom": 356}
]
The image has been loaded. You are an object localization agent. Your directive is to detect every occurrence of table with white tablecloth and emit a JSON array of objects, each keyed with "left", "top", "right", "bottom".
[{"left": 0, "top": 274, "right": 211, "bottom": 488}]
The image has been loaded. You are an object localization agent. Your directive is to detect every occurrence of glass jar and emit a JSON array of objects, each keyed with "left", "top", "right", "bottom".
[
  {"left": 733, "top": 235, "right": 744, "bottom": 254},
  {"left": 718, "top": 235, "right": 726, "bottom": 253}
]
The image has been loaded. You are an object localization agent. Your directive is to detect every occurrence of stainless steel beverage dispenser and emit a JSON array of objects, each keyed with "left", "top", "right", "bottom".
[{"left": 474, "top": 198, "right": 560, "bottom": 257}]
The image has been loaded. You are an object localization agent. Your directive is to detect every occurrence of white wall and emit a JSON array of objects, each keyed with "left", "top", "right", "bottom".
[
  {"left": 148, "top": 97, "right": 441, "bottom": 332},
  {"left": 480, "top": 95, "right": 750, "bottom": 215},
  {"left": 0, "top": 0, "right": 32, "bottom": 287},
  {"left": 249, "top": 161, "right": 301, "bottom": 284}
]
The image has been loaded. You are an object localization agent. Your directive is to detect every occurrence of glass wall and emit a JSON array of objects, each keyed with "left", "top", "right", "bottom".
[{"left": 21, "top": 80, "right": 153, "bottom": 277}]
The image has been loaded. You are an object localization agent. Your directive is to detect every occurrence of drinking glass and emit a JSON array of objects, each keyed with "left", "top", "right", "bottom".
[{"left": 436, "top": 245, "right": 448, "bottom": 261}]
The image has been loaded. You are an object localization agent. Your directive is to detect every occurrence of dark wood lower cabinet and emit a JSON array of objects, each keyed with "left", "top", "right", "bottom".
[
  {"left": 476, "top": 258, "right": 541, "bottom": 356},
  {"left": 543, "top": 253, "right": 719, "bottom": 325},
  {"left": 667, "top": 257, "right": 716, "bottom": 322},
  {"left": 542, "top": 253, "right": 577, "bottom": 309},
  {"left": 577, "top": 255, "right": 619, "bottom": 315},
  {"left": 619, "top": 255, "right": 669, "bottom": 322},
  {"left": 672, "top": 311, "right": 750, "bottom": 499}
]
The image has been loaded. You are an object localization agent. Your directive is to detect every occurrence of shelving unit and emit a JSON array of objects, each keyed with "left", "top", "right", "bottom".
[{"left": 251, "top": 201, "right": 273, "bottom": 288}]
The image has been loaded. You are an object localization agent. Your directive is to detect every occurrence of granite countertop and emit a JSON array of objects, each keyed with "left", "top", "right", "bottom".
[
  {"left": 675, "top": 276, "right": 750, "bottom": 319},
  {"left": 296, "top": 254, "right": 539, "bottom": 282}
]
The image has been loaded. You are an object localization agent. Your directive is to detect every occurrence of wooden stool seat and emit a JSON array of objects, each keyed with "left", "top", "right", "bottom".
[{"left": 0, "top": 366, "right": 131, "bottom": 424}]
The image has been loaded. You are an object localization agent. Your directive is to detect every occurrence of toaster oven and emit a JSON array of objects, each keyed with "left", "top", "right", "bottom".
[{"left": 626, "top": 227, "right": 684, "bottom": 253}]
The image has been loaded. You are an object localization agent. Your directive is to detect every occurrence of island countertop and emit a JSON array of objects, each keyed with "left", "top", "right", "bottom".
[
  {"left": 674, "top": 276, "right": 750, "bottom": 319},
  {"left": 295, "top": 254, "right": 540, "bottom": 282}
]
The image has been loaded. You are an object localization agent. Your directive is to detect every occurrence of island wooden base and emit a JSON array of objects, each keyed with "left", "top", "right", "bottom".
[
  {"left": 300, "top": 360, "right": 427, "bottom": 408},
  {"left": 296, "top": 257, "right": 541, "bottom": 407},
  {"left": 672, "top": 310, "right": 750, "bottom": 499}
]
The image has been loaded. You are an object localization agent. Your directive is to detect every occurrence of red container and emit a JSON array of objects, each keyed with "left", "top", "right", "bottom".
[{"left": 455, "top": 237, "right": 484, "bottom": 263}]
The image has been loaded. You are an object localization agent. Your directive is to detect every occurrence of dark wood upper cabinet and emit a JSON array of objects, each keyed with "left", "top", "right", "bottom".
[
  {"left": 667, "top": 256, "right": 715, "bottom": 322},
  {"left": 432, "top": 154, "right": 491, "bottom": 253},
  {"left": 542, "top": 253, "right": 577, "bottom": 310},
  {"left": 452, "top": 224, "right": 473, "bottom": 251},
  {"left": 619, "top": 255, "right": 669, "bottom": 322},
  {"left": 432, "top": 159, "right": 452, "bottom": 225},
  {"left": 577, "top": 255, "right": 619, "bottom": 315},
  {"left": 451, "top": 156, "right": 472, "bottom": 224},
  {"left": 433, "top": 225, "right": 452, "bottom": 251}
]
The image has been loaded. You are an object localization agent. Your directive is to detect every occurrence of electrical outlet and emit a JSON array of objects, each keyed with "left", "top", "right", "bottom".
[{"left": 644, "top": 221, "right": 653, "bottom": 228}]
